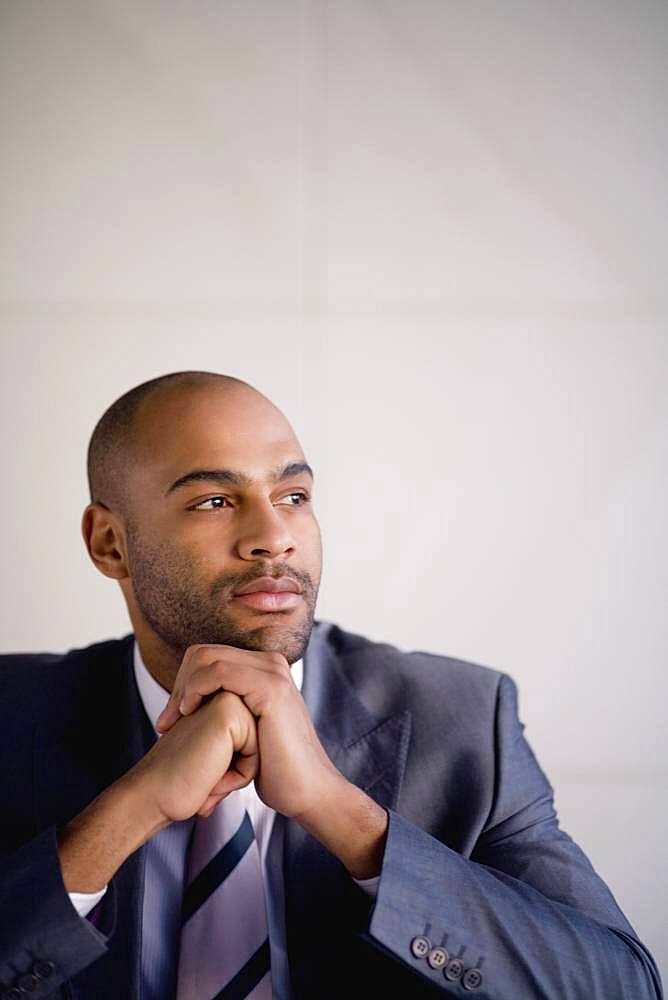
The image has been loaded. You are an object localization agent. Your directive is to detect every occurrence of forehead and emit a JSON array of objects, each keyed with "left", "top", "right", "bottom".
[{"left": 133, "top": 385, "right": 304, "bottom": 489}]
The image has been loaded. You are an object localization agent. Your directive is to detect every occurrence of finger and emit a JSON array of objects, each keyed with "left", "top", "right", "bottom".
[
  {"left": 234, "top": 752, "right": 260, "bottom": 783},
  {"left": 155, "top": 699, "right": 183, "bottom": 732},
  {"left": 156, "top": 680, "right": 206, "bottom": 731},
  {"left": 178, "top": 662, "right": 232, "bottom": 715},
  {"left": 156, "top": 645, "right": 290, "bottom": 730},
  {"left": 155, "top": 643, "right": 208, "bottom": 731},
  {"left": 197, "top": 771, "right": 252, "bottom": 816},
  {"left": 208, "top": 756, "right": 259, "bottom": 797},
  {"left": 187, "top": 645, "right": 290, "bottom": 676},
  {"left": 198, "top": 793, "right": 224, "bottom": 816},
  {"left": 213, "top": 770, "right": 255, "bottom": 797},
  {"left": 180, "top": 649, "right": 292, "bottom": 715},
  {"left": 183, "top": 659, "right": 293, "bottom": 719},
  {"left": 178, "top": 657, "right": 276, "bottom": 716}
]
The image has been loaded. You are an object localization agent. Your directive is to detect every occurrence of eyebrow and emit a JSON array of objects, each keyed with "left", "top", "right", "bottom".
[{"left": 164, "top": 461, "right": 314, "bottom": 497}]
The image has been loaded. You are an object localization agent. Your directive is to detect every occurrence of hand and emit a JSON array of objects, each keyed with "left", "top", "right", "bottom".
[
  {"left": 156, "top": 645, "right": 389, "bottom": 879},
  {"left": 129, "top": 689, "right": 259, "bottom": 822},
  {"left": 155, "top": 644, "right": 341, "bottom": 821}
]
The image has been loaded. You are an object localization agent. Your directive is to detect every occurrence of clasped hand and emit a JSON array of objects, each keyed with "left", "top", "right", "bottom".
[{"left": 153, "top": 644, "right": 342, "bottom": 822}]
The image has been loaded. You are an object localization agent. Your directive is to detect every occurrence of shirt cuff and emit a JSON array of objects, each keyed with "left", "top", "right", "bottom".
[
  {"left": 352, "top": 874, "right": 380, "bottom": 898},
  {"left": 69, "top": 886, "right": 108, "bottom": 918}
]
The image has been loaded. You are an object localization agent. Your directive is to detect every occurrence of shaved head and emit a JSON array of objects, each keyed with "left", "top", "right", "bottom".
[{"left": 87, "top": 371, "right": 250, "bottom": 524}]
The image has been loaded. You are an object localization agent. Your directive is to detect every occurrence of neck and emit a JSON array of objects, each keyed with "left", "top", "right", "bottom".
[{"left": 132, "top": 623, "right": 181, "bottom": 693}]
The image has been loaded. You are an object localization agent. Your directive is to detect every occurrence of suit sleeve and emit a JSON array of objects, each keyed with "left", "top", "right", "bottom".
[
  {"left": 359, "top": 673, "right": 664, "bottom": 998},
  {"left": 0, "top": 824, "right": 114, "bottom": 995}
]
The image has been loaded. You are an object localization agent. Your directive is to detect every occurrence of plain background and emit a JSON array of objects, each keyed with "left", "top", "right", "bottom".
[{"left": 1, "top": 0, "right": 666, "bottom": 974}]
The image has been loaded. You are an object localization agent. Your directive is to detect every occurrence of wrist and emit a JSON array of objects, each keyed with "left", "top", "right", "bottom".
[
  {"left": 295, "top": 773, "right": 389, "bottom": 880},
  {"left": 114, "top": 767, "right": 173, "bottom": 838},
  {"left": 58, "top": 774, "right": 170, "bottom": 893}
]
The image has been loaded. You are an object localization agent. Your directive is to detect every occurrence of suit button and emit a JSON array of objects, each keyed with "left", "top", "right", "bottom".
[
  {"left": 410, "top": 935, "right": 431, "bottom": 959},
  {"left": 17, "top": 973, "right": 40, "bottom": 991},
  {"left": 427, "top": 946, "right": 449, "bottom": 970},
  {"left": 444, "top": 957, "right": 464, "bottom": 981},
  {"left": 462, "top": 967, "right": 483, "bottom": 991},
  {"left": 33, "top": 961, "right": 55, "bottom": 980}
]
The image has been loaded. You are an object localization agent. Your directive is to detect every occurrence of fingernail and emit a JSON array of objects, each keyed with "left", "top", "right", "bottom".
[{"left": 179, "top": 699, "right": 187, "bottom": 714}]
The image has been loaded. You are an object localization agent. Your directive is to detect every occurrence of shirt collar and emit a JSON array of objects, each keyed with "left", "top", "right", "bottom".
[{"left": 133, "top": 638, "right": 304, "bottom": 733}]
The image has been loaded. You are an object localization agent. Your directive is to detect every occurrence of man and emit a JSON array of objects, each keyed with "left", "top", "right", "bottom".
[{"left": 0, "top": 370, "right": 662, "bottom": 999}]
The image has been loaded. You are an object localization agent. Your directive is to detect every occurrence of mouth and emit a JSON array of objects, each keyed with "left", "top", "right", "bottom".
[{"left": 231, "top": 591, "right": 303, "bottom": 612}]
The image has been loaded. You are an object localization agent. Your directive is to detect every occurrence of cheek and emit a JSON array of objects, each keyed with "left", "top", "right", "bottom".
[
  {"left": 303, "top": 520, "right": 323, "bottom": 571},
  {"left": 186, "top": 545, "right": 220, "bottom": 578},
  {"left": 171, "top": 516, "right": 216, "bottom": 553},
  {"left": 153, "top": 536, "right": 206, "bottom": 584}
]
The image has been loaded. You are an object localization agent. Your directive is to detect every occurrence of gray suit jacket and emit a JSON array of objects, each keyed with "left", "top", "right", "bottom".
[{"left": 0, "top": 619, "right": 663, "bottom": 998}]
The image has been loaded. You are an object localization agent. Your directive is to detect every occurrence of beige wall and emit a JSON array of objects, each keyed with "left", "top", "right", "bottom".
[{"left": 1, "top": 0, "right": 666, "bottom": 973}]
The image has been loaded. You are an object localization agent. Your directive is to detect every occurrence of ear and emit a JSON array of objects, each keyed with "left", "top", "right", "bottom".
[{"left": 81, "top": 502, "right": 130, "bottom": 580}]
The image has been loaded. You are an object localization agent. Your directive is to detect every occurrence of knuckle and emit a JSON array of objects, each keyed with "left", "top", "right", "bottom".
[
  {"left": 185, "top": 664, "right": 205, "bottom": 689},
  {"left": 213, "top": 658, "right": 229, "bottom": 678},
  {"left": 188, "top": 647, "right": 211, "bottom": 669},
  {"left": 182, "top": 643, "right": 205, "bottom": 664},
  {"left": 266, "top": 651, "right": 290, "bottom": 675},
  {"left": 273, "top": 672, "right": 293, "bottom": 697},
  {"left": 193, "top": 660, "right": 223, "bottom": 687},
  {"left": 187, "top": 644, "right": 218, "bottom": 667}
]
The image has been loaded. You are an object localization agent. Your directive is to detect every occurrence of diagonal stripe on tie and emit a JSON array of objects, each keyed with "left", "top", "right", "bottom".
[
  {"left": 181, "top": 811, "right": 254, "bottom": 926},
  {"left": 211, "top": 938, "right": 271, "bottom": 1000}
]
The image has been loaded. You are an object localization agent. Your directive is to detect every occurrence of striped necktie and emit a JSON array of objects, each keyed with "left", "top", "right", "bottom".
[{"left": 175, "top": 792, "right": 273, "bottom": 1000}]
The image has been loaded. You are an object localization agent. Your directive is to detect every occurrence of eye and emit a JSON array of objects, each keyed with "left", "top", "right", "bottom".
[
  {"left": 280, "top": 491, "right": 311, "bottom": 506},
  {"left": 190, "top": 491, "right": 311, "bottom": 512},
  {"left": 190, "top": 496, "right": 230, "bottom": 511}
]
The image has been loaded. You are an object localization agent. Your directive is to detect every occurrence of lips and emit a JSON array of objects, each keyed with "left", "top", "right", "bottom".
[
  {"left": 233, "top": 590, "right": 302, "bottom": 611},
  {"left": 233, "top": 576, "right": 302, "bottom": 596},
  {"left": 231, "top": 575, "right": 303, "bottom": 612}
]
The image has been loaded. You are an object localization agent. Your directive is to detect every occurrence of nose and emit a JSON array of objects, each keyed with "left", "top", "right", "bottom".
[{"left": 234, "top": 499, "right": 296, "bottom": 561}]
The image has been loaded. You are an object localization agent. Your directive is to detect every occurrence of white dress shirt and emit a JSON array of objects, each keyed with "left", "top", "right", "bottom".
[{"left": 68, "top": 639, "right": 379, "bottom": 920}]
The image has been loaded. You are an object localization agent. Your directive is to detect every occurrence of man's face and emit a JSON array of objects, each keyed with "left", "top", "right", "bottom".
[{"left": 121, "top": 385, "right": 322, "bottom": 665}]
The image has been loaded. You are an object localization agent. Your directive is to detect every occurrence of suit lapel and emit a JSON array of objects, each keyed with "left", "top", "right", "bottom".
[{"left": 283, "top": 621, "right": 411, "bottom": 998}]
